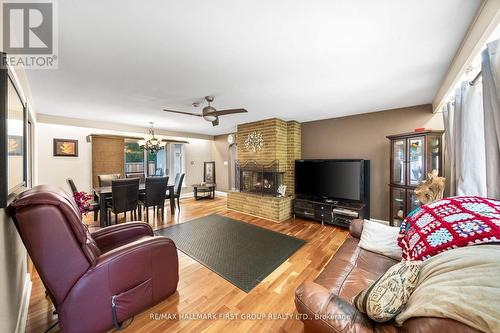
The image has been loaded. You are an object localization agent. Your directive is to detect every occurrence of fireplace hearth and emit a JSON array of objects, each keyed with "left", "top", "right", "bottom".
[{"left": 236, "top": 160, "right": 284, "bottom": 196}]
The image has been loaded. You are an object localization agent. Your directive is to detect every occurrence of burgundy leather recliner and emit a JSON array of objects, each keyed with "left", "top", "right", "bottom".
[{"left": 9, "top": 185, "right": 179, "bottom": 333}]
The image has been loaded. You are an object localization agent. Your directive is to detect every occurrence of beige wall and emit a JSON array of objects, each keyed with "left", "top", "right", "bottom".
[
  {"left": 211, "top": 135, "right": 230, "bottom": 192},
  {"left": 36, "top": 122, "right": 216, "bottom": 193},
  {"left": 301, "top": 104, "right": 444, "bottom": 220}
]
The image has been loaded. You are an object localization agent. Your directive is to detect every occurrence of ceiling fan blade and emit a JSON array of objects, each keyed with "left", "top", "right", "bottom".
[
  {"left": 214, "top": 108, "right": 248, "bottom": 116},
  {"left": 162, "top": 109, "right": 202, "bottom": 117},
  {"left": 211, "top": 118, "right": 219, "bottom": 126}
]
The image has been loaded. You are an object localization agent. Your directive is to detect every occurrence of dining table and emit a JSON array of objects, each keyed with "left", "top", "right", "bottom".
[{"left": 93, "top": 183, "right": 176, "bottom": 227}]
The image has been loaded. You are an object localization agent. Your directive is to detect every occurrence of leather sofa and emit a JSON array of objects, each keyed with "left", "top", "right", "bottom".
[
  {"left": 9, "top": 185, "right": 179, "bottom": 333},
  {"left": 295, "top": 219, "right": 480, "bottom": 333}
]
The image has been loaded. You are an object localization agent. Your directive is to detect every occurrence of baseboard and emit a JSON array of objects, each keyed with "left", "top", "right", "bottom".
[
  {"left": 215, "top": 191, "right": 227, "bottom": 197},
  {"left": 15, "top": 273, "right": 32, "bottom": 333}
]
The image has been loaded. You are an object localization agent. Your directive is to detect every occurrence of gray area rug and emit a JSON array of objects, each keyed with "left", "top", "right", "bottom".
[{"left": 155, "top": 214, "right": 306, "bottom": 292}]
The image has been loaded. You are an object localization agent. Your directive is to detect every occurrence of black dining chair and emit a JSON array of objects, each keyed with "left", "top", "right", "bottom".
[
  {"left": 138, "top": 176, "right": 169, "bottom": 222},
  {"left": 107, "top": 178, "right": 140, "bottom": 224},
  {"left": 126, "top": 172, "right": 145, "bottom": 184},
  {"left": 66, "top": 178, "right": 100, "bottom": 222},
  {"left": 171, "top": 173, "right": 185, "bottom": 210},
  {"left": 97, "top": 174, "right": 121, "bottom": 187}
]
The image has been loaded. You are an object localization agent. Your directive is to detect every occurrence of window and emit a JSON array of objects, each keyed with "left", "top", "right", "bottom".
[
  {"left": 147, "top": 146, "right": 169, "bottom": 176},
  {"left": 124, "top": 141, "right": 184, "bottom": 182},
  {"left": 124, "top": 139, "right": 144, "bottom": 177}
]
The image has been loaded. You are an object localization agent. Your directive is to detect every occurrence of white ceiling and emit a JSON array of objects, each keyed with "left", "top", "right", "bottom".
[{"left": 27, "top": 0, "right": 482, "bottom": 135}]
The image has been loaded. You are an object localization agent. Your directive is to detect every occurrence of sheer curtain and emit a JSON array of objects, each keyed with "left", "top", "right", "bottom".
[
  {"left": 443, "top": 38, "right": 500, "bottom": 199},
  {"left": 453, "top": 82, "right": 486, "bottom": 196},
  {"left": 442, "top": 102, "right": 456, "bottom": 195},
  {"left": 482, "top": 40, "right": 500, "bottom": 198}
]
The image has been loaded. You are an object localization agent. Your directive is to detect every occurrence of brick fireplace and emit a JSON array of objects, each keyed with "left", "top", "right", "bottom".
[
  {"left": 237, "top": 160, "right": 283, "bottom": 196},
  {"left": 227, "top": 118, "right": 301, "bottom": 222}
]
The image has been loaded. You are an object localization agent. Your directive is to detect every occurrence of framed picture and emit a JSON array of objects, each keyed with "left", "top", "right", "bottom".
[
  {"left": 1, "top": 53, "right": 28, "bottom": 207},
  {"left": 53, "top": 139, "right": 78, "bottom": 157},
  {"left": 204, "top": 161, "right": 216, "bottom": 184}
]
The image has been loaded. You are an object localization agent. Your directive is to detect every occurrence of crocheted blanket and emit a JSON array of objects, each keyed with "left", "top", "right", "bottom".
[{"left": 398, "top": 196, "right": 500, "bottom": 260}]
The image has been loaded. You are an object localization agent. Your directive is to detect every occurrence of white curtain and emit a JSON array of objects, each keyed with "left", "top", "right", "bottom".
[
  {"left": 482, "top": 40, "right": 500, "bottom": 198},
  {"left": 443, "top": 81, "right": 487, "bottom": 196},
  {"left": 442, "top": 102, "right": 456, "bottom": 195}
]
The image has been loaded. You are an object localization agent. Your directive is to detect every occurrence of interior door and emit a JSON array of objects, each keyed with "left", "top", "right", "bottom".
[{"left": 229, "top": 143, "right": 237, "bottom": 191}]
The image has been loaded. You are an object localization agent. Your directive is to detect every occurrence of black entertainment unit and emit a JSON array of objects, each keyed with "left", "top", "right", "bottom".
[{"left": 293, "top": 159, "right": 370, "bottom": 227}]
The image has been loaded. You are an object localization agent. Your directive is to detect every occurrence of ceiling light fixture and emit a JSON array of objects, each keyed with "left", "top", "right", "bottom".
[{"left": 138, "top": 122, "right": 166, "bottom": 153}]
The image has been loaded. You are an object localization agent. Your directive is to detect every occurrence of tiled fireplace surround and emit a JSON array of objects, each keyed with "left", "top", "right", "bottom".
[{"left": 227, "top": 118, "right": 301, "bottom": 222}]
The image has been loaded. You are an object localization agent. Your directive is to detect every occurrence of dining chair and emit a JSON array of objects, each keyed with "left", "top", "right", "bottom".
[
  {"left": 107, "top": 178, "right": 140, "bottom": 224},
  {"left": 126, "top": 172, "right": 145, "bottom": 184},
  {"left": 66, "top": 178, "right": 100, "bottom": 222},
  {"left": 171, "top": 173, "right": 185, "bottom": 210},
  {"left": 138, "top": 176, "right": 169, "bottom": 222},
  {"left": 98, "top": 174, "right": 121, "bottom": 187}
]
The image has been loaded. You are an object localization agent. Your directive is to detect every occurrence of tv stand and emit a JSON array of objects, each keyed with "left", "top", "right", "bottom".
[{"left": 293, "top": 197, "right": 368, "bottom": 228}]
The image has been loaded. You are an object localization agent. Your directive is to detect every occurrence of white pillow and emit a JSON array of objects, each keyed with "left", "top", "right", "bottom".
[{"left": 358, "top": 220, "right": 402, "bottom": 260}]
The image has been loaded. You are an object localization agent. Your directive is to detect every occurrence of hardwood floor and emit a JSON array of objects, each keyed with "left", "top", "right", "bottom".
[{"left": 26, "top": 196, "right": 349, "bottom": 333}]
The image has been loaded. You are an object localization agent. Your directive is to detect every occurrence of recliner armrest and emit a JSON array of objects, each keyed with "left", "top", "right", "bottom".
[
  {"left": 295, "top": 281, "right": 374, "bottom": 333},
  {"left": 349, "top": 219, "right": 364, "bottom": 239},
  {"left": 91, "top": 222, "right": 154, "bottom": 250}
]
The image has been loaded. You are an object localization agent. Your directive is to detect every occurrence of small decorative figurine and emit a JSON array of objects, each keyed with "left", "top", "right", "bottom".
[{"left": 277, "top": 185, "right": 287, "bottom": 197}]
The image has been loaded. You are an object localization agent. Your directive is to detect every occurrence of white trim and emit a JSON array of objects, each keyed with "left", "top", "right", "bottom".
[
  {"left": 15, "top": 273, "right": 32, "bottom": 333},
  {"left": 215, "top": 191, "right": 227, "bottom": 197}
]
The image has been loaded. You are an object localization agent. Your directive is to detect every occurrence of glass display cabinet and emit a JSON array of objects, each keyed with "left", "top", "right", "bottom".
[{"left": 387, "top": 130, "right": 444, "bottom": 226}]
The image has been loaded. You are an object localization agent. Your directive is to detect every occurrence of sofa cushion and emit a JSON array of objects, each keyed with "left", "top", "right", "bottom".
[
  {"left": 359, "top": 220, "right": 402, "bottom": 260},
  {"left": 353, "top": 260, "right": 421, "bottom": 322}
]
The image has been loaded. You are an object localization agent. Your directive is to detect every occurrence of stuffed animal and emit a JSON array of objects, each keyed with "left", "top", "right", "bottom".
[{"left": 414, "top": 170, "right": 446, "bottom": 205}]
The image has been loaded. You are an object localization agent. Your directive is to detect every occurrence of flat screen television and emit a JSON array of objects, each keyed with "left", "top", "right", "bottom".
[{"left": 295, "top": 159, "right": 370, "bottom": 202}]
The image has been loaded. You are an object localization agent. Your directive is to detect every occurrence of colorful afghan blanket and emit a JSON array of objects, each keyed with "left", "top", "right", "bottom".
[{"left": 398, "top": 196, "right": 500, "bottom": 260}]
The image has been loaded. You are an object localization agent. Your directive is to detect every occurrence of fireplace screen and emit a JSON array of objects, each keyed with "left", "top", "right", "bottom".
[{"left": 236, "top": 160, "right": 284, "bottom": 196}]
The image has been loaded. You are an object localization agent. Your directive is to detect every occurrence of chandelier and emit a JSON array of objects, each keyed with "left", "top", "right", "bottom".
[{"left": 138, "top": 122, "right": 166, "bottom": 153}]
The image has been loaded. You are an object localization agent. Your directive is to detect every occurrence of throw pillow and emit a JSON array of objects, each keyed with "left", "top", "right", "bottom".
[
  {"left": 398, "top": 196, "right": 500, "bottom": 260},
  {"left": 359, "top": 220, "right": 402, "bottom": 260},
  {"left": 353, "top": 260, "right": 422, "bottom": 322}
]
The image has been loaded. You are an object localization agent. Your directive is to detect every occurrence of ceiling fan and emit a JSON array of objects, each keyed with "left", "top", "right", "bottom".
[{"left": 162, "top": 96, "right": 248, "bottom": 126}]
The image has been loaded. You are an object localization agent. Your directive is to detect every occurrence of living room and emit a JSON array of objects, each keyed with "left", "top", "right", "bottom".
[{"left": 1, "top": 1, "right": 499, "bottom": 333}]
